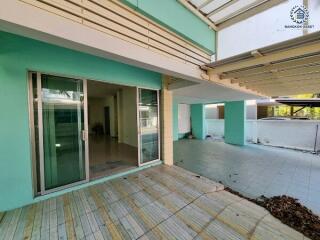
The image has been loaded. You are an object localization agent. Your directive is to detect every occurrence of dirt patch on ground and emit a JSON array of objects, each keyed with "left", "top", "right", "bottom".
[{"left": 224, "top": 186, "right": 320, "bottom": 240}]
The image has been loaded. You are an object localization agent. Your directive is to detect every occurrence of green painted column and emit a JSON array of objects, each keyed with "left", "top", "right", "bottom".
[
  {"left": 173, "top": 100, "right": 179, "bottom": 141},
  {"left": 224, "top": 101, "right": 246, "bottom": 146},
  {"left": 191, "top": 104, "right": 205, "bottom": 140}
]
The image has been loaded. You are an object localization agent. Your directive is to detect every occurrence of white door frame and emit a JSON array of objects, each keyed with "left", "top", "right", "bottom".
[{"left": 29, "top": 71, "right": 90, "bottom": 196}]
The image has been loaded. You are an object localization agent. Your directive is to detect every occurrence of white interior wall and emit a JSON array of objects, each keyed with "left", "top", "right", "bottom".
[
  {"left": 246, "top": 101, "right": 258, "bottom": 120},
  {"left": 217, "top": 0, "right": 320, "bottom": 60},
  {"left": 178, "top": 104, "right": 191, "bottom": 134},
  {"left": 120, "top": 88, "right": 138, "bottom": 147},
  {"left": 205, "top": 104, "right": 219, "bottom": 119},
  {"left": 88, "top": 97, "right": 117, "bottom": 136},
  {"left": 88, "top": 97, "right": 106, "bottom": 133},
  {"left": 104, "top": 96, "right": 116, "bottom": 137}
]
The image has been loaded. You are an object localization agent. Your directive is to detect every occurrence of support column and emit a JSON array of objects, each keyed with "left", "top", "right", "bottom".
[
  {"left": 224, "top": 101, "right": 246, "bottom": 146},
  {"left": 173, "top": 100, "right": 179, "bottom": 141},
  {"left": 191, "top": 104, "right": 205, "bottom": 140},
  {"left": 161, "top": 76, "right": 173, "bottom": 166}
]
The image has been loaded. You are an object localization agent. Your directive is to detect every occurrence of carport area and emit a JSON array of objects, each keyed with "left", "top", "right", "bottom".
[
  {"left": 174, "top": 140, "right": 320, "bottom": 215},
  {"left": 171, "top": 32, "right": 320, "bottom": 218}
]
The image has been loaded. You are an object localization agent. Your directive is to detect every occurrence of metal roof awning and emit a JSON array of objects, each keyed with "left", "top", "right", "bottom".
[
  {"left": 276, "top": 99, "right": 320, "bottom": 108},
  {"left": 206, "top": 31, "right": 320, "bottom": 97},
  {"left": 178, "top": 0, "right": 285, "bottom": 30}
]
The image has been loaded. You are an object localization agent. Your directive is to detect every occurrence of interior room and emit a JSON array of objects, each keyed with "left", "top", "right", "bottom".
[{"left": 87, "top": 80, "right": 138, "bottom": 179}]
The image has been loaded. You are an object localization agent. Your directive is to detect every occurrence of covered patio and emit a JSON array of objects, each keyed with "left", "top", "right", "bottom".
[
  {"left": 0, "top": 165, "right": 307, "bottom": 240},
  {"left": 174, "top": 140, "right": 320, "bottom": 215}
]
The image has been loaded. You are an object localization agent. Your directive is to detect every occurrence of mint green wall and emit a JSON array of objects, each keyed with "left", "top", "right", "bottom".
[
  {"left": 0, "top": 31, "right": 161, "bottom": 211},
  {"left": 173, "top": 100, "right": 179, "bottom": 141},
  {"left": 191, "top": 104, "right": 205, "bottom": 140},
  {"left": 122, "top": 0, "right": 215, "bottom": 53},
  {"left": 224, "top": 101, "right": 246, "bottom": 146}
]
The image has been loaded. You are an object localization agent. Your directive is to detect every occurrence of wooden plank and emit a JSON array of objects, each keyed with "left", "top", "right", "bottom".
[
  {"left": 68, "top": 193, "right": 85, "bottom": 239},
  {"left": 2, "top": 208, "right": 22, "bottom": 240},
  {"left": 23, "top": 204, "right": 36, "bottom": 240},
  {"left": 20, "top": 0, "right": 211, "bottom": 66},
  {"left": 30, "top": 202, "right": 43, "bottom": 240},
  {"left": 73, "top": 0, "right": 212, "bottom": 63},
  {"left": 12, "top": 207, "right": 28, "bottom": 240},
  {"left": 148, "top": 23, "right": 212, "bottom": 59},
  {"left": 83, "top": 10, "right": 149, "bottom": 44},
  {"left": 83, "top": 19, "right": 149, "bottom": 49},
  {"left": 148, "top": 31, "right": 210, "bottom": 63},
  {"left": 82, "top": 0, "right": 149, "bottom": 35},
  {"left": 20, "top": 0, "right": 82, "bottom": 23},
  {"left": 0, "top": 211, "right": 15, "bottom": 240}
]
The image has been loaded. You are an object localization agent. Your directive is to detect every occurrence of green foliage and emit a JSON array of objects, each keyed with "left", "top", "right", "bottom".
[{"left": 267, "top": 94, "right": 320, "bottom": 119}]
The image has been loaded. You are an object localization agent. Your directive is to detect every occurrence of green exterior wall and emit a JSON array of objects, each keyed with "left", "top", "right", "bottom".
[
  {"left": 0, "top": 31, "right": 161, "bottom": 211},
  {"left": 224, "top": 101, "right": 246, "bottom": 146},
  {"left": 122, "top": 0, "right": 215, "bottom": 53},
  {"left": 191, "top": 104, "right": 205, "bottom": 140},
  {"left": 173, "top": 100, "right": 179, "bottom": 141}
]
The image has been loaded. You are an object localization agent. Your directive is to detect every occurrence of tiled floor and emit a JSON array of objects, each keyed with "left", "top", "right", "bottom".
[
  {"left": 0, "top": 165, "right": 308, "bottom": 240},
  {"left": 174, "top": 139, "right": 320, "bottom": 215},
  {"left": 89, "top": 135, "right": 138, "bottom": 179}
]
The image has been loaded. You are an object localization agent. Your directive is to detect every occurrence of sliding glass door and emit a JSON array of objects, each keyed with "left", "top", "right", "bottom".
[
  {"left": 137, "top": 88, "right": 160, "bottom": 165},
  {"left": 30, "top": 72, "right": 88, "bottom": 194}
]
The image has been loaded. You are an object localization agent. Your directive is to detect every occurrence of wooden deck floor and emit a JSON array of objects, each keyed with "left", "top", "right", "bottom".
[{"left": 0, "top": 165, "right": 309, "bottom": 240}]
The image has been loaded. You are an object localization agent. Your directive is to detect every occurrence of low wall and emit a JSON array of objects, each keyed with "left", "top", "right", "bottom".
[{"left": 206, "top": 119, "right": 320, "bottom": 152}]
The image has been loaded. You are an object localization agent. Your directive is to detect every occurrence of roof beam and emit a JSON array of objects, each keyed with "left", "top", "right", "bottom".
[
  {"left": 210, "top": 41, "right": 320, "bottom": 73},
  {"left": 222, "top": 54, "right": 320, "bottom": 79},
  {"left": 232, "top": 64, "right": 320, "bottom": 82},
  {"left": 177, "top": 0, "right": 218, "bottom": 30},
  {"left": 242, "top": 77, "right": 320, "bottom": 88},
  {"left": 207, "top": 71, "right": 266, "bottom": 96},
  {"left": 217, "top": 0, "right": 286, "bottom": 29},
  {"left": 231, "top": 72, "right": 320, "bottom": 85},
  {"left": 257, "top": 84, "right": 320, "bottom": 96},
  {"left": 239, "top": 77, "right": 320, "bottom": 89}
]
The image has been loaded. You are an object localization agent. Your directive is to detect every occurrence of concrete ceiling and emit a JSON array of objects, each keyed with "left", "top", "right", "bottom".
[{"left": 173, "top": 80, "right": 263, "bottom": 104}]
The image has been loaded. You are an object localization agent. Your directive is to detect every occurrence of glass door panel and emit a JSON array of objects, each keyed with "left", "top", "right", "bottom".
[
  {"left": 41, "top": 74, "right": 86, "bottom": 190},
  {"left": 138, "top": 89, "right": 160, "bottom": 164}
]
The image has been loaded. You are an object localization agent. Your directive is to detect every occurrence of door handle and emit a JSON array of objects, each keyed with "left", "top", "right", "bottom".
[{"left": 81, "top": 130, "right": 87, "bottom": 141}]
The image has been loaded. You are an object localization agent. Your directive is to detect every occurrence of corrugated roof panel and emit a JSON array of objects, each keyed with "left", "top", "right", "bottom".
[
  {"left": 201, "top": 0, "right": 231, "bottom": 14},
  {"left": 209, "top": 0, "right": 263, "bottom": 23},
  {"left": 190, "top": 0, "right": 207, "bottom": 7}
]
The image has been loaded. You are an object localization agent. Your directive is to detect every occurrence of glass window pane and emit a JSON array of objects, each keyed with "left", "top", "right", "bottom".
[
  {"left": 138, "top": 89, "right": 159, "bottom": 164},
  {"left": 41, "top": 74, "right": 85, "bottom": 190}
]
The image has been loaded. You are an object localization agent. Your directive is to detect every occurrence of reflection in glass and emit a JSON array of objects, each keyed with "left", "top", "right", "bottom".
[
  {"left": 41, "top": 75, "right": 85, "bottom": 190},
  {"left": 138, "top": 89, "right": 159, "bottom": 164}
]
